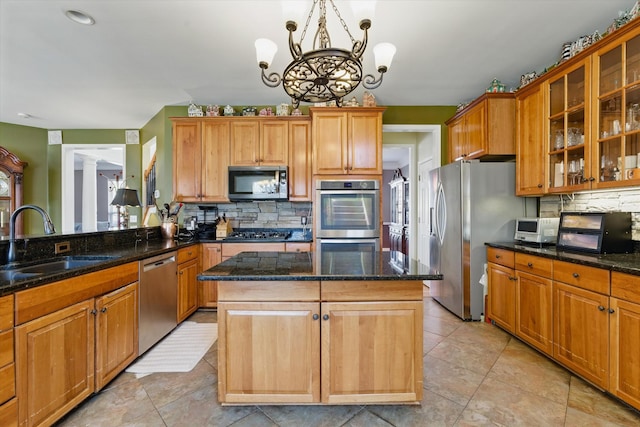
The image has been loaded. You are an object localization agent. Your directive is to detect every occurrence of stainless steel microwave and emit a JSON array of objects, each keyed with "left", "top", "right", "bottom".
[
  {"left": 228, "top": 166, "right": 288, "bottom": 201},
  {"left": 514, "top": 217, "right": 560, "bottom": 244}
]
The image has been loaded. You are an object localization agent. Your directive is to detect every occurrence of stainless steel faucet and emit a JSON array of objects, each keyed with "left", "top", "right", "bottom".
[{"left": 7, "top": 204, "right": 56, "bottom": 263}]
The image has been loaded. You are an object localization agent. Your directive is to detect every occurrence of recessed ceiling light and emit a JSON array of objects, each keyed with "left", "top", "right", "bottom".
[
  {"left": 17, "top": 113, "right": 31, "bottom": 119},
  {"left": 65, "top": 10, "right": 95, "bottom": 25}
]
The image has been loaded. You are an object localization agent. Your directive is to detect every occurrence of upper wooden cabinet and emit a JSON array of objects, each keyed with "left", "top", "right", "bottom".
[
  {"left": 311, "top": 107, "right": 384, "bottom": 175},
  {"left": 515, "top": 18, "right": 640, "bottom": 194},
  {"left": 229, "top": 120, "right": 288, "bottom": 166},
  {"left": 172, "top": 118, "right": 230, "bottom": 203},
  {"left": 516, "top": 84, "right": 546, "bottom": 195},
  {"left": 445, "top": 93, "right": 515, "bottom": 163},
  {"left": 546, "top": 59, "right": 592, "bottom": 193},
  {"left": 288, "top": 120, "right": 312, "bottom": 201}
]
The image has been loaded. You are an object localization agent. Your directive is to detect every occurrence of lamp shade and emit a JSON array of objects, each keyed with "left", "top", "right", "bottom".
[
  {"left": 373, "top": 42, "right": 396, "bottom": 71},
  {"left": 255, "top": 38, "right": 278, "bottom": 66},
  {"left": 111, "top": 188, "right": 141, "bottom": 207}
]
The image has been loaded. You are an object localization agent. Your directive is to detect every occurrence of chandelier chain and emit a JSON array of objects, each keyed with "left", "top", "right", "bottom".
[{"left": 299, "top": 0, "right": 357, "bottom": 47}]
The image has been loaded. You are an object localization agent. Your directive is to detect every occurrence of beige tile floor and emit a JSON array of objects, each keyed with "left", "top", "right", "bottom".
[{"left": 56, "top": 288, "right": 640, "bottom": 426}]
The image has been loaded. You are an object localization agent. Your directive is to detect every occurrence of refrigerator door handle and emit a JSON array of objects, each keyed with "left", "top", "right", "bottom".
[
  {"left": 435, "top": 182, "right": 446, "bottom": 245},
  {"left": 429, "top": 207, "right": 434, "bottom": 235}
]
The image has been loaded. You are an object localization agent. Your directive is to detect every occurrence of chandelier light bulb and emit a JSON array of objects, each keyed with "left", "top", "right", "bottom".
[
  {"left": 373, "top": 42, "right": 396, "bottom": 72},
  {"left": 255, "top": 38, "right": 278, "bottom": 67}
]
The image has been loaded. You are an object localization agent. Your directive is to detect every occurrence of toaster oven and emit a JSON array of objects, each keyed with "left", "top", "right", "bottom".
[{"left": 514, "top": 217, "right": 560, "bottom": 244}]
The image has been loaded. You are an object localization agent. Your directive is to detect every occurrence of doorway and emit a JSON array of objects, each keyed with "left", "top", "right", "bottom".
[
  {"left": 382, "top": 124, "right": 440, "bottom": 267},
  {"left": 61, "top": 145, "right": 125, "bottom": 234}
]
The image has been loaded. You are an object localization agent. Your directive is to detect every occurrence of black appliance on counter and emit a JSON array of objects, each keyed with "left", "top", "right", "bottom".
[{"left": 556, "top": 211, "right": 633, "bottom": 254}]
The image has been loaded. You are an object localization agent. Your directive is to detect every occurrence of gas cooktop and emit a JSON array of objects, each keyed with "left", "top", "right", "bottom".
[{"left": 224, "top": 229, "right": 292, "bottom": 241}]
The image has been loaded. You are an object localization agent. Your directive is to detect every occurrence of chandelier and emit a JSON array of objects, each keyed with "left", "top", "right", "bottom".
[{"left": 255, "top": 0, "right": 396, "bottom": 107}]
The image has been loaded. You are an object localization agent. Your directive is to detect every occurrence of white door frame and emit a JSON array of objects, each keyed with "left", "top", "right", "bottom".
[
  {"left": 382, "top": 124, "right": 441, "bottom": 263},
  {"left": 61, "top": 145, "right": 126, "bottom": 234}
]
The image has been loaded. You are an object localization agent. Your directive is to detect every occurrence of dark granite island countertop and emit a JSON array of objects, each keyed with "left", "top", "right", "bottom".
[
  {"left": 197, "top": 250, "right": 442, "bottom": 281},
  {"left": 205, "top": 250, "right": 439, "bottom": 405}
]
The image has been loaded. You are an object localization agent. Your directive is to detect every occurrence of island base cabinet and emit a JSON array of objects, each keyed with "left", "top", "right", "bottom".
[
  {"left": 16, "top": 299, "right": 95, "bottom": 427},
  {"left": 218, "top": 302, "right": 320, "bottom": 404},
  {"left": 321, "top": 301, "right": 423, "bottom": 404},
  {"left": 0, "top": 398, "right": 17, "bottom": 427}
]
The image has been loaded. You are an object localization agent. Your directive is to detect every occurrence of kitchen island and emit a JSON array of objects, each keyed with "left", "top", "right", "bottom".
[{"left": 198, "top": 251, "right": 441, "bottom": 405}]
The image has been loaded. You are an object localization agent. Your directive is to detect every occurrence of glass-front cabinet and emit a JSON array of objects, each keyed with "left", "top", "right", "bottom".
[
  {"left": 594, "top": 31, "right": 640, "bottom": 188},
  {"left": 547, "top": 60, "right": 591, "bottom": 192}
]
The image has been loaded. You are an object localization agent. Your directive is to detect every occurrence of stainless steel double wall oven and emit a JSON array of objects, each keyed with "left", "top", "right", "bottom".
[{"left": 315, "top": 179, "right": 381, "bottom": 273}]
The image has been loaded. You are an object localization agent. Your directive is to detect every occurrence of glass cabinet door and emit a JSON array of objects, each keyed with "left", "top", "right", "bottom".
[
  {"left": 547, "top": 61, "right": 589, "bottom": 192},
  {"left": 595, "top": 32, "right": 640, "bottom": 186}
]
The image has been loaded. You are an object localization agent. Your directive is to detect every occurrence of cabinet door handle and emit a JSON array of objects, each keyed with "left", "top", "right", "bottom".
[
  {"left": 312, "top": 314, "right": 319, "bottom": 320},
  {"left": 572, "top": 272, "right": 579, "bottom": 278},
  {"left": 509, "top": 276, "right": 517, "bottom": 281},
  {"left": 589, "top": 176, "right": 595, "bottom": 182},
  {"left": 608, "top": 308, "right": 615, "bottom": 314},
  {"left": 179, "top": 271, "right": 184, "bottom": 275},
  {"left": 537, "top": 183, "right": 543, "bottom": 188},
  {"left": 527, "top": 262, "right": 533, "bottom": 268},
  {"left": 323, "top": 314, "right": 329, "bottom": 321},
  {"left": 598, "top": 305, "right": 606, "bottom": 311},
  {"left": 90, "top": 309, "right": 97, "bottom": 315},
  {"left": 101, "top": 307, "right": 107, "bottom": 313}
]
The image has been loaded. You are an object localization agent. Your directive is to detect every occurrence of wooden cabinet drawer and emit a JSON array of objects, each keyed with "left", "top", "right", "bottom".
[
  {"left": 611, "top": 271, "right": 640, "bottom": 304},
  {"left": 553, "top": 260, "right": 610, "bottom": 295},
  {"left": 0, "top": 363, "right": 15, "bottom": 405},
  {"left": 321, "top": 280, "right": 424, "bottom": 302},
  {"left": 515, "top": 253, "right": 552, "bottom": 278},
  {"left": 487, "top": 247, "right": 514, "bottom": 268},
  {"left": 221, "top": 242, "right": 285, "bottom": 258},
  {"left": 0, "top": 397, "right": 17, "bottom": 427},
  {"left": 0, "top": 295, "right": 12, "bottom": 331},
  {"left": 218, "top": 280, "right": 320, "bottom": 302},
  {"left": 177, "top": 245, "right": 199, "bottom": 264},
  {"left": 285, "top": 242, "right": 311, "bottom": 253}
]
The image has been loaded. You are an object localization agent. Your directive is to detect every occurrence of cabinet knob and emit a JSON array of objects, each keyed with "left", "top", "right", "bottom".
[
  {"left": 589, "top": 177, "right": 595, "bottom": 182},
  {"left": 90, "top": 309, "right": 97, "bottom": 315},
  {"left": 598, "top": 305, "right": 606, "bottom": 311},
  {"left": 323, "top": 314, "right": 329, "bottom": 321},
  {"left": 572, "top": 272, "right": 579, "bottom": 278},
  {"left": 608, "top": 308, "right": 615, "bottom": 314},
  {"left": 313, "top": 314, "right": 319, "bottom": 320},
  {"left": 527, "top": 262, "right": 533, "bottom": 268},
  {"left": 509, "top": 276, "right": 517, "bottom": 281},
  {"left": 101, "top": 307, "right": 107, "bottom": 313},
  {"left": 179, "top": 271, "right": 184, "bottom": 275},
  {"left": 537, "top": 183, "right": 543, "bottom": 188},
  {"left": 495, "top": 254, "right": 501, "bottom": 259}
]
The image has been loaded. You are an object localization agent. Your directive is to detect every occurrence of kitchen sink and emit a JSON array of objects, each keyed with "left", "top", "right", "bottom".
[{"left": 0, "top": 255, "right": 120, "bottom": 281}]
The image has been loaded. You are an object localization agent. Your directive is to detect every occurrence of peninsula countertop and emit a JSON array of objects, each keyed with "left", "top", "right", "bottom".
[{"left": 198, "top": 250, "right": 442, "bottom": 281}]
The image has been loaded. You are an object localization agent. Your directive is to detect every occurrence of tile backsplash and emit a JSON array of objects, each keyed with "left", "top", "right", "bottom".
[
  {"left": 182, "top": 201, "right": 312, "bottom": 229},
  {"left": 539, "top": 187, "right": 640, "bottom": 240}
]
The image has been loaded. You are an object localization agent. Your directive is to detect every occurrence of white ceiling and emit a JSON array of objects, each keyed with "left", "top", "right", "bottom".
[{"left": 0, "top": 0, "right": 636, "bottom": 130}]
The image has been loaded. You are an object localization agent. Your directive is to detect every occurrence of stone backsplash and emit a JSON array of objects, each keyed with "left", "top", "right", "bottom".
[
  {"left": 539, "top": 187, "right": 640, "bottom": 241},
  {"left": 182, "top": 201, "right": 313, "bottom": 229}
]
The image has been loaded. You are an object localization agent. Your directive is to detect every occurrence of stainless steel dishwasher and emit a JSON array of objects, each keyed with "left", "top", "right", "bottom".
[{"left": 139, "top": 251, "right": 178, "bottom": 355}]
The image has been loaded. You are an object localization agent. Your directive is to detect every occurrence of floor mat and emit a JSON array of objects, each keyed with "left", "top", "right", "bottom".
[{"left": 126, "top": 321, "right": 217, "bottom": 376}]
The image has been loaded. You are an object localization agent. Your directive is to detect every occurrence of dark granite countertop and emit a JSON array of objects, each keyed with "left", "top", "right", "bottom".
[
  {"left": 0, "top": 239, "right": 197, "bottom": 296},
  {"left": 198, "top": 251, "right": 441, "bottom": 281},
  {"left": 486, "top": 242, "right": 640, "bottom": 276}
]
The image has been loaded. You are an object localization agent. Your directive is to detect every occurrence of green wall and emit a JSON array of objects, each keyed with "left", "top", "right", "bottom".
[
  {"left": 0, "top": 123, "right": 49, "bottom": 234},
  {"left": 0, "top": 103, "right": 456, "bottom": 235}
]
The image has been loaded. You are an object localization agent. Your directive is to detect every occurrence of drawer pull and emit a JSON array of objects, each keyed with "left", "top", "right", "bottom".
[
  {"left": 495, "top": 254, "right": 501, "bottom": 259},
  {"left": 527, "top": 262, "right": 533, "bottom": 268},
  {"left": 572, "top": 272, "right": 579, "bottom": 278},
  {"left": 598, "top": 305, "right": 606, "bottom": 311},
  {"left": 509, "top": 276, "right": 517, "bottom": 281}
]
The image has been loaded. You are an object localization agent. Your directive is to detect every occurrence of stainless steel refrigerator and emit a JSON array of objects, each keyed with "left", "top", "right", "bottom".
[{"left": 428, "top": 160, "right": 534, "bottom": 320}]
